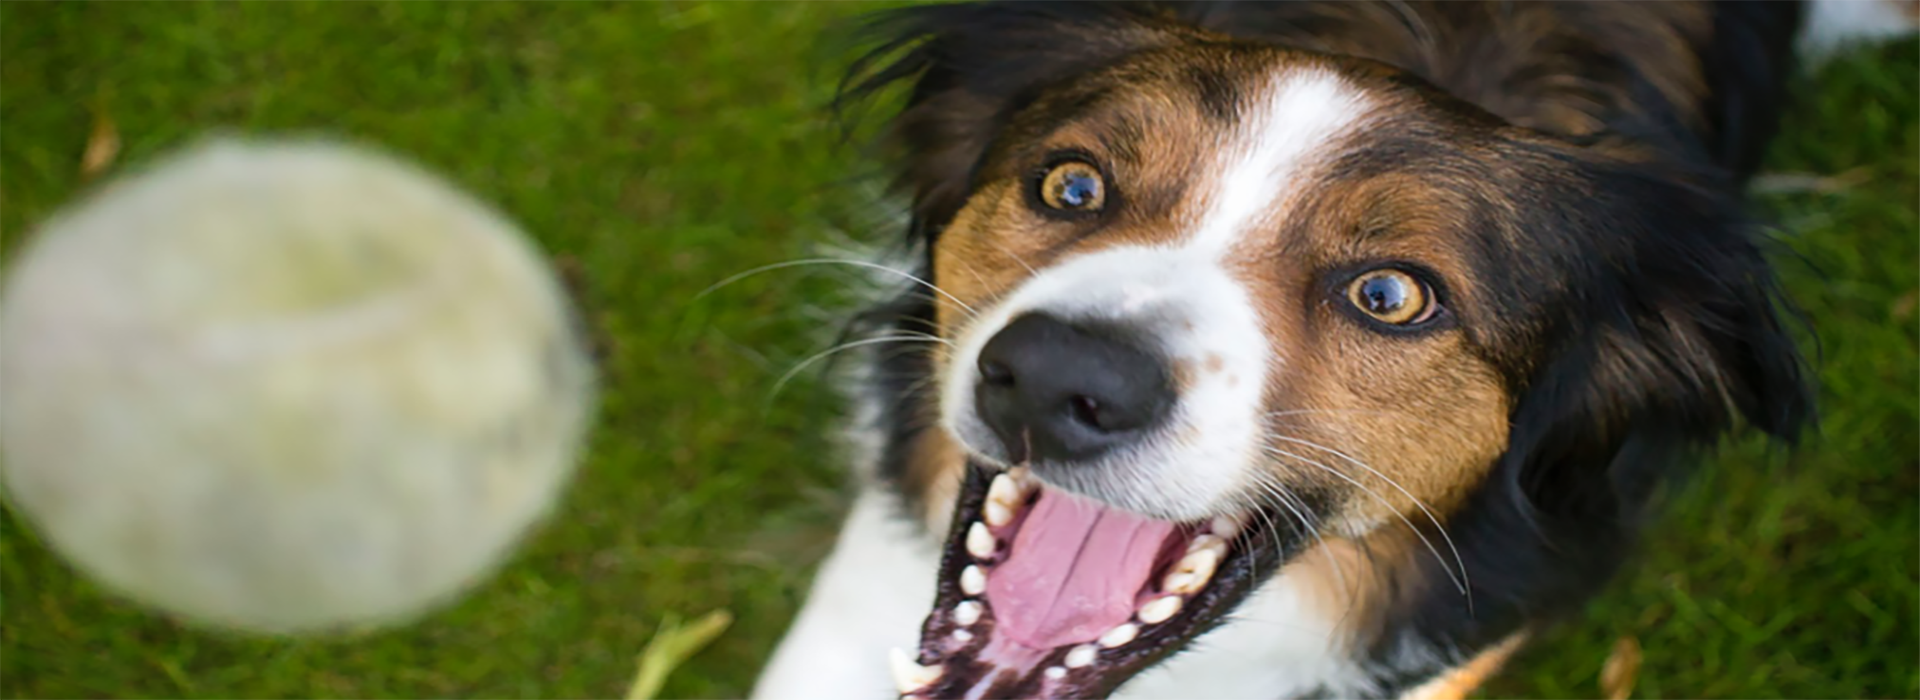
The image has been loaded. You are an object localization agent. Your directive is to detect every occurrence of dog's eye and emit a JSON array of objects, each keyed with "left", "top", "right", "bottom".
[
  {"left": 1347, "top": 269, "right": 1435, "bottom": 326},
  {"left": 1038, "top": 161, "right": 1106, "bottom": 212}
]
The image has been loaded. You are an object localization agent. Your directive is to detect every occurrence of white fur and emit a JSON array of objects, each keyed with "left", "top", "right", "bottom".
[
  {"left": 761, "top": 9, "right": 1920, "bottom": 696},
  {"left": 753, "top": 491, "right": 942, "bottom": 699},
  {"left": 941, "top": 69, "right": 1373, "bottom": 521},
  {"left": 1115, "top": 568, "right": 1374, "bottom": 698},
  {"left": 1799, "top": 0, "right": 1919, "bottom": 61}
]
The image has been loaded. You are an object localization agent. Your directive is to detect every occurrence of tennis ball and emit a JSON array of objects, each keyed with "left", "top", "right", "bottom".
[{"left": 0, "top": 138, "right": 596, "bottom": 635}]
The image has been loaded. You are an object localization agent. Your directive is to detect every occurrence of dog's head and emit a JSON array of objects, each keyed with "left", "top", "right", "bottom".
[{"left": 845, "top": 4, "right": 1810, "bottom": 696}]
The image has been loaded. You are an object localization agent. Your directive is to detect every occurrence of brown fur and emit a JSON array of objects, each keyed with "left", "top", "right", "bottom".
[
  {"left": 1401, "top": 633, "right": 1529, "bottom": 700},
  {"left": 920, "top": 43, "right": 1518, "bottom": 550},
  {"left": 851, "top": 0, "right": 1812, "bottom": 693}
]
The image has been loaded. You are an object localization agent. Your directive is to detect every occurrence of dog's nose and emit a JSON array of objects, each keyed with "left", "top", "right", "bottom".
[{"left": 974, "top": 313, "right": 1173, "bottom": 463}]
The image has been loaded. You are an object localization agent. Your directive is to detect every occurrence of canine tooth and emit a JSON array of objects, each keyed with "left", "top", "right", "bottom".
[
  {"left": 985, "top": 473, "right": 1023, "bottom": 526},
  {"left": 1044, "top": 666, "right": 1067, "bottom": 680},
  {"left": 1210, "top": 513, "right": 1246, "bottom": 539},
  {"left": 1098, "top": 623, "right": 1139, "bottom": 648},
  {"left": 953, "top": 600, "right": 982, "bottom": 626},
  {"left": 984, "top": 500, "right": 1014, "bottom": 528},
  {"left": 966, "top": 522, "right": 995, "bottom": 559},
  {"left": 888, "top": 648, "right": 942, "bottom": 692},
  {"left": 984, "top": 500, "right": 1013, "bottom": 527},
  {"left": 1139, "top": 596, "right": 1183, "bottom": 624},
  {"left": 1064, "top": 644, "right": 1098, "bottom": 668},
  {"left": 1163, "top": 546, "right": 1220, "bottom": 595},
  {"left": 1188, "top": 534, "right": 1229, "bottom": 559},
  {"left": 960, "top": 565, "right": 986, "bottom": 595}
]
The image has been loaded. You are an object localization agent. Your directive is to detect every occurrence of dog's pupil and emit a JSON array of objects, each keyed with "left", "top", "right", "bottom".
[
  {"left": 1363, "top": 276, "right": 1406, "bottom": 314},
  {"left": 1059, "top": 174, "right": 1096, "bottom": 207}
]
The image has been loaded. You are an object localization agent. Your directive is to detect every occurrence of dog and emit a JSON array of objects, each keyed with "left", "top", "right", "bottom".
[{"left": 755, "top": 2, "right": 1914, "bottom": 698}]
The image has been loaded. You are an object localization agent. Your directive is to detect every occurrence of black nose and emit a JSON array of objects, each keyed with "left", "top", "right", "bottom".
[{"left": 974, "top": 313, "right": 1174, "bottom": 463}]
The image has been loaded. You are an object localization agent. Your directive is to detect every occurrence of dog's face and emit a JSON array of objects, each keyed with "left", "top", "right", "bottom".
[
  {"left": 934, "top": 49, "right": 1517, "bottom": 530},
  {"left": 856, "top": 6, "right": 1806, "bottom": 696}
]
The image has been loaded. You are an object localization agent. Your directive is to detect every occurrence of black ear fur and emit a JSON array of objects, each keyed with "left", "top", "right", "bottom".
[
  {"left": 838, "top": 2, "right": 1190, "bottom": 237},
  {"left": 1371, "top": 155, "right": 1814, "bottom": 678},
  {"left": 1505, "top": 160, "right": 1812, "bottom": 528}
]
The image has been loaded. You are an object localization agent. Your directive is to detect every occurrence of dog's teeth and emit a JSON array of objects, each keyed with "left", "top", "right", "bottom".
[
  {"left": 952, "top": 629, "right": 973, "bottom": 643},
  {"left": 960, "top": 565, "right": 986, "bottom": 595},
  {"left": 1163, "top": 544, "right": 1221, "bottom": 595},
  {"left": 888, "top": 648, "right": 942, "bottom": 693},
  {"left": 1098, "top": 623, "right": 1139, "bottom": 648},
  {"left": 985, "top": 473, "right": 1023, "bottom": 526},
  {"left": 1210, "top": 513, "right": 1246, "bottom": 539},
  {"left": 1188, "top": 534, "right": 1229, "bottom": 558},
  {"left": 984, "top": 500, "right": 1013, "bottom": 528},
  {"left": 1139, "top": 595, "right": 1183, "bottom": 624},
  {"left": 1064, "top": 644, "right": 1098, "bottom": 668},
  {"left": 953, "top": 600, "right": 982, "bottom": 626},
  {"left": 1045, "top": 666, "right": 1067, "bottom": 680},
  {"left": 966, "top": 522, "right": 995, "bottom": 559}
]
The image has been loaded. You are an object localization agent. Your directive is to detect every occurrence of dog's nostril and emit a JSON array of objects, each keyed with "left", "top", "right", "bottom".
[
  {"left": 1068, "top": 394, "right": 1103, "bottom": 431},
  {"left": 980, "top": 359, "right": 1016, "bottom": 387},
  {"left": 972, "top": 313, "right": 1174, "bottom": 463}
]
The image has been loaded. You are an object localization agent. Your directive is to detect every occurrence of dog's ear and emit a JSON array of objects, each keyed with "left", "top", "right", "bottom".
[
  {"left": 1496, "top": 159, "right": 1814, "bottom": 526},
  {"left": 839, "top": 3, "right": 1191, "bottom": 234}
]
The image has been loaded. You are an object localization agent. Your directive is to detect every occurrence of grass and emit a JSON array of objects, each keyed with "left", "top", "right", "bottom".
[{"left": 0, "top": 4, "right": 1912, "bottom": 698}]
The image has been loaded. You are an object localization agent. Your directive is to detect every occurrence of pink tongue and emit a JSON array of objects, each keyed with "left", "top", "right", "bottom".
[{"left": 985, "top": 489, "right": 1177, "bottom": 649}]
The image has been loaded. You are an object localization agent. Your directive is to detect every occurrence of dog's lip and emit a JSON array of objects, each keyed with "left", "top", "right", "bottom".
[{"left": 896, "top": 461, "right": 1304, "bottom": 699}]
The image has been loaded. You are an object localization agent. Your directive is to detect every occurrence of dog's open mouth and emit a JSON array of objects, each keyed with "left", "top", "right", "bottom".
[{"left": 894, "top": 462, "right": 1302, "bottom": 699}]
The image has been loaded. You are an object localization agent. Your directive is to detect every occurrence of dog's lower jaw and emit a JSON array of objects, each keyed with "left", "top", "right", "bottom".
[{"left": 753, "top": 485, "right": 1379, "bottom": 700}]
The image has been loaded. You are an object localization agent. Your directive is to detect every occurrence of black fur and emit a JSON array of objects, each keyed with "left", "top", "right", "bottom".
[{"left": 834, "top": 1, "right": 1814, "bottom": 695}]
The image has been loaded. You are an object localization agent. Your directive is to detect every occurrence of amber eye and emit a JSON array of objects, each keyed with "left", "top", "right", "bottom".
[
  {"left": 1038, "top": 161, "right": 1106, "bottom": 212},
  {"left": 1347, "top": 269, "right": 1435, "bottom": 325}
]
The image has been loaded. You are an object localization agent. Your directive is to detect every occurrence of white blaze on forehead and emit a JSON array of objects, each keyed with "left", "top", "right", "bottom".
[
  {"left": 939, "top": 67, "right": 1376, "bottom": 521},
  {"left": 1186, "top": 69, "right": 1372, "bottom": 257}
]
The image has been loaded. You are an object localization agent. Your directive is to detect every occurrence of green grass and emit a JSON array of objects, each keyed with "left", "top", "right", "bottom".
[{"left": 0, "top": 4, "right": 1912, "bottom": 698}]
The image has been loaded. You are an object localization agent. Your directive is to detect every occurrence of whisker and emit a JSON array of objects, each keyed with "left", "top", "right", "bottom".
[
  {"left": 982, "top": 239, "right": 1039, "bottom": 276},
  {"left": 695, "top": 257, "right": 979, "bottom": 318},
  {"left": 1245, "top": 474, "right": 1348, "bottom": 600},
  {"left": 1262, "top": 407, "right": 1452, "bottom": 434},
  {"left": 1262, "top": 433, "right": 1472, "bottom": 610},
  {"left": 767, "top": 334, "right": 952, "bottom": 405},
  {"left": 1258, "top": 444, "right": 1468, "bottom": 600}
]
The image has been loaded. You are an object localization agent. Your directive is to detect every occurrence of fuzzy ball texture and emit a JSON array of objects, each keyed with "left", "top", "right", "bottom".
[{"left": 0, "top": 139, "right": 596, "bottom": 634}]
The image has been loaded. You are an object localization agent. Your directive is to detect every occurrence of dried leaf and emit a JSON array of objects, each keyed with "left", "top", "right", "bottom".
[
  {"left": 1601, "top": 635, "right": 1642, "bottom": 700},
  {"left": 626, "top": 609, "right": 733, "bottom": 700},
  {"left": 80, "top": 107, "right": 120, "bottom": 179},
  {"left": 1892, "top": 288, "right": 1917, "bottom": 321},
  {"left": 1750, "top": 167, "right": 1871, "bottom": 195}
]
